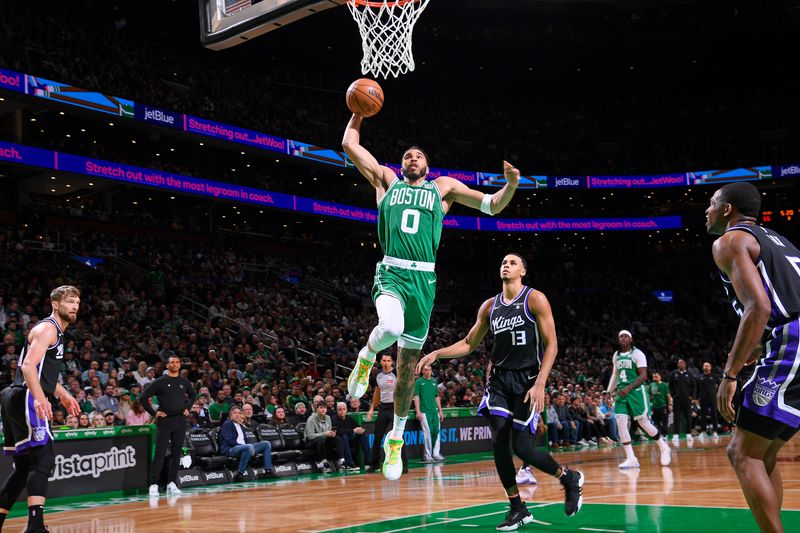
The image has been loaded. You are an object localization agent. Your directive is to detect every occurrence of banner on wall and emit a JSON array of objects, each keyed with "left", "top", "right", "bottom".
[
  {"left": 0, "top": 434, "right": 150, "bottom": 501},
  {"left": 0, "top": 141, "right": 685, "bottom": 232}
]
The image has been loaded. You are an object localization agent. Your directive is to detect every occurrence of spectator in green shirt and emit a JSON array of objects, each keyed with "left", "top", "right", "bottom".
[
  {"left": 414, "top": 364, "right": 444, "bottom": 463},
  {"left": 285, "top": 385, "right": 309, "bottom": 412},
  {"left": 648, "top": 372, "right": 672, "bottom": 437},
  {"left": 208, "top": 390, "right": 231, "bottom": 423}
]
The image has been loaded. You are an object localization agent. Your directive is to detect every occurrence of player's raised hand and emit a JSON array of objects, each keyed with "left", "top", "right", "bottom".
[
  {"left": 415, "top": 351, "right": 438, "bottom": 374},
  {"left": 503, "top": 161, "right": 521, "bottom": 187}
]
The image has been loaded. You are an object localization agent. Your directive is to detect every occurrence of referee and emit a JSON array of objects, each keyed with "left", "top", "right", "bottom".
[
  {"left": 141, "top": 356, "right": 195, "bottom": 497},
  {"left": 366, "top": 354, "right": 407, "bottom": 474}
]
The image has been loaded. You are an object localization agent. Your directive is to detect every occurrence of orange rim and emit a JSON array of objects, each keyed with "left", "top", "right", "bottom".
[{"left": 352, "top": 0, "right": 420, "bottom": 7}]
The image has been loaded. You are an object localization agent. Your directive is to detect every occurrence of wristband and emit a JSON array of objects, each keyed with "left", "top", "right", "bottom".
[
  {"left": 722, "top": 372, "right": 737, "bottom": 381},
  {"left": 480, "top": 194, "right": 493, "bottom": 215}
]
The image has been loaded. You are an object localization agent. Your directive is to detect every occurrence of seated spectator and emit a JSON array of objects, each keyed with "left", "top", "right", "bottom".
[
  {"left": 96, "top": 385, "right": 123, "bottom": 424},
  {"left": 268, "top": 406, "right": 287, "bottom": 426},
  {"left": 599, "top": 394, "right": 619, "bottom": 442},
  {"left": 91, "top": 413, "right": 106, "bottom": 428},
  {"left": 65, "top": 415, "right": 79, "bottom": 429},
  {"left": 189, "top": 402, "right": 211, "bottom": 427},
  {"left": 125, "top": 400, "right": 152, "bottom": 426},
  {"left": 287, "top": 402, "right": 309, "bottom": 427},
  {"left": 77, "top": 413, "right": 91, "bottom": 429},
  {"left": 208, "top": 390, "right": 231, "bottom": 424},
  {"left": 241, "top": 403, "right": 259, "bottom": 430},
  {"left": 52, "top": 410, "right": 66, "bottom": 427},
  {"left": 546, "top": 394, "right": 563, "bottom": 448},
  {"left": 304, "top": 402, "right": 344, "bottom": 472},
  {"left": 103, "top": 409, "right": 123, "bottom": 427},
  {"left": 332, "top": 402, "right": 370, "bottom": 469},
  {"left": 218, "top": 406, "right": 273, "bottom": 482},
  {"left": 118, "top": 390, "right": 133, "bottom": 420},
  {"left": 348, "top": 396, "right": 363, "bottom": 413}
]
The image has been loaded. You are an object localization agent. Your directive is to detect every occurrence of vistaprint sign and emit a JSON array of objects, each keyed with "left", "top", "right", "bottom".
[{"left": 50, "top": 446, "right": 137, "bottom": 481}]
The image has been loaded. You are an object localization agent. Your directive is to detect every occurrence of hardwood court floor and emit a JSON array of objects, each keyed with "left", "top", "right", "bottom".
[{"left": 5, "top": 436, "right": 800, "bottom": 532}]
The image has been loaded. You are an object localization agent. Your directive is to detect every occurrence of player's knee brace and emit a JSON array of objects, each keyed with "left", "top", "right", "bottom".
[
  {"left": 636, "top": 417, "right": 660, "bottom": 439},
  {"left": 615, "top": 414, "right": 632, "bottom": 444},
  {"left": 369, "top": 295, "right": 405, "bottom": 351}
]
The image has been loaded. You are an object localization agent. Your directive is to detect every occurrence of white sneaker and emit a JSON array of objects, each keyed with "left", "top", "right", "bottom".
[
  {"left": 347, "top": 347, "right": 374, "bottom": 399},
  {"left": 671, "top": 434, "right": 679, "bottom": 446},
  {"left": 382, "top": 437, "right": 404, "bottom": 481},
  {"left": 166, "top": 482, "right": 182, "bottom": 495},
  {"left": 712, "top": 431, "right": 719, "bottom": 438},
  {"left": 618, "top": 458, "right": 640, "bottom": 469},
  {"left": 686, "top": 434, "right": 694, "bottom": 446},
  {"left": 148, "top": 484, "right": 159, "bottom": 497},
  {"left": 422, "top": 455, "right": 434, "bottom": 463},
  {"left": 515, "top": 466, "right": 537, "bottom": 485},
  {"left": 658, "top": 441, "right": 672, "bottom": 466},
  {"left": 432, "top": 455, "right": 445, "bottom": 462}
]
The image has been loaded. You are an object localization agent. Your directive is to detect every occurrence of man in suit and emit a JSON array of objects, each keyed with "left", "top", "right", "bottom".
[{"left": 218, "top": 406, "right": 273, "bottom": 481}]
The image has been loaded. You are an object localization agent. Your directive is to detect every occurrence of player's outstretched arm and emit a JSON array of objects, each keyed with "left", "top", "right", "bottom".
[
  {"left": 342, "top": 114, "right": 394, "bottom": 191},
  {"left": 438, "top": 161, "right": 520, "bottom": 214},
  {"left": 415, "top": 299, "right": 493, "bottom": 372}
]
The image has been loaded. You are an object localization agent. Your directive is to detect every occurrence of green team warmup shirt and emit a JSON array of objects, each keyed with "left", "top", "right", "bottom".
[
  {"left": 414, "top": 376, "right": 439, "bottom": 414},
  {"left": 648, "top": 381, "right": 670, "bottom": 409},
  {"left": 372, "top": 178, "right": 445, "bottom": 350}
]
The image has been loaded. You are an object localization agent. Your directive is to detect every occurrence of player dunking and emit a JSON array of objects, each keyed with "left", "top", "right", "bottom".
[
  {"left": 417, "top": 254, "right": 583, "bottom": 530},
  {"left": 342, "top": 113, "right": 521, "bottom": 480},
  {"left": 707, "top": 182, "right": 800, "bottom": 533},
  {"left": 607, "top": 329, "right": 672, "bottom": 468},
  {"left": 0, "top": 286, "right": 82, "bottom": 533}
]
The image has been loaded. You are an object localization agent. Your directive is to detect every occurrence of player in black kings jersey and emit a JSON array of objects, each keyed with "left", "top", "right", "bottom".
[
  {"left": 417, "top": 254, "right": 583, "bottom": 531},
  {"left": 707, "top": 182, "right": 800, "bottom": 533},
  {"left": 0, "top": 286, "right": 81, "bottom": 533}
]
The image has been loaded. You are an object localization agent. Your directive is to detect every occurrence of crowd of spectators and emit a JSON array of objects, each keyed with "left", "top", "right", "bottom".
[{"left": 0, "top": 204, "right": 743, "bottom": 459}]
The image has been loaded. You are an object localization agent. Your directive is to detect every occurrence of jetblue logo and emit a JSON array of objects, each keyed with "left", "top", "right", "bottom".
[
  {"left": 136, "top": 104, "right": 181, "bottom": 129},
  {"left": 144, "top": 108, "right": 175, "bottom": 125},
  {"left": 556, "top": 177, "right": 579, "bottom": 187}
]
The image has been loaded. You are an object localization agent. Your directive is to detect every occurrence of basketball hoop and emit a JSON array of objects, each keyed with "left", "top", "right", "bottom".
[{"left": 347, "top": 0, "right": 431, "bottom": 79}]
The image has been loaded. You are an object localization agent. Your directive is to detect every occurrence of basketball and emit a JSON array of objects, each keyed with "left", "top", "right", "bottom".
[{"left": 346, "top": 78, "right": 384, "bottom": 118}]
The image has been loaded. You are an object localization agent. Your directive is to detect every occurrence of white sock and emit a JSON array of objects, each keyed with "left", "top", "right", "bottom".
[
  {"left": 389, "top": 415, "right": 408, "bottom": 440},
  {"left": 623, "top": 444, "right": 635, "bottom": 459}
]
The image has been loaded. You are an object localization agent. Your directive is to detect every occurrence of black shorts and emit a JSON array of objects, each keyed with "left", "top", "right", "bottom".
[
  {"left": 1, "top": 386, "right": 52, "bottom": 456},
  {"left": 478, "top": 366, "right": 539, "bottom": 435},
  {"left": 737, "top": 405, "right": 800, "bottom": 442}
]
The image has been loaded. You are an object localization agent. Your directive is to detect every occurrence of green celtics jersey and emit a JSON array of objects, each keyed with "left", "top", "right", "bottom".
[
  {"left": 378, "top": 179, "right": 444, "bottom": 263},
  {"left": 613, "top": 348, "right": 647, "bottom": 388}
]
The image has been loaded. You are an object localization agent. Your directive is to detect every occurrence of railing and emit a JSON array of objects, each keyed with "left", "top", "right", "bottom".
[
  {"left": 23, "top": 239, "right": 65, "bottom": 252},
  {"left": 336, "top": 363, "right": 353, "bottom": 382},
  {"left": 301, "top": 275, "right": 340, "bottom": 304},
  {"left": 114, "top": 256, "right": 149, "bottom": 282}
]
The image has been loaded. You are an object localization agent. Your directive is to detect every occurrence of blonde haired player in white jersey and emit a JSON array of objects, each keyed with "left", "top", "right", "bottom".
[{"left": 342, "top": 113, "right": 520, "bottom": 480}]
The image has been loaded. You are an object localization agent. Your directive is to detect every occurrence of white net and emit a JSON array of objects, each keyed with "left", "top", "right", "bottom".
[{"left": 347, "top": 0, "right": 431, "bottom": 79}]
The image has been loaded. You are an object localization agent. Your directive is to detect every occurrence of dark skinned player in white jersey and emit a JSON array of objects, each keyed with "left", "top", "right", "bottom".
[{"left": 417, "top": 254, "right": 583, "bottom": 531}]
